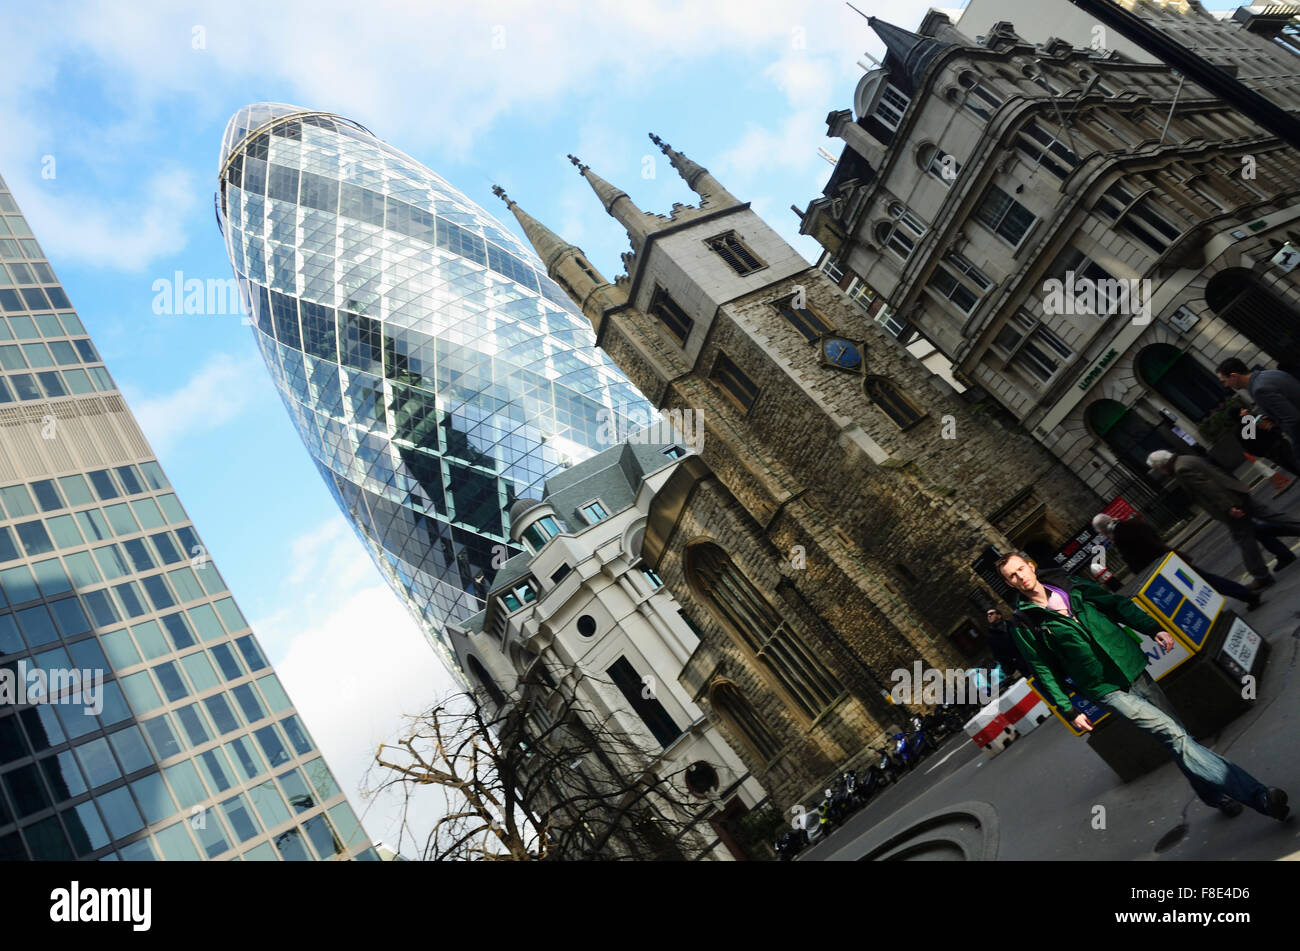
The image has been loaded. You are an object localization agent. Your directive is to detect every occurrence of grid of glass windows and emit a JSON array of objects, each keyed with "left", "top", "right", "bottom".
[
  {"left": 214, "top": 104, "right": 656, "bottom": 678},
  {"left": 0, "top": 173, "right": 372, "bottom": 861}
]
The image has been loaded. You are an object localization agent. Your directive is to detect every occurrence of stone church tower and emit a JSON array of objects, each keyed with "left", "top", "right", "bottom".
[{"left": 493, "top": 140, "right": 1100, "bottom": 805}]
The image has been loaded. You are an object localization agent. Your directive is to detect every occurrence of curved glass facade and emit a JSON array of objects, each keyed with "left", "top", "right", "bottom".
[{"left": 213, "top": 103, "right": 654, "bottom": 676}]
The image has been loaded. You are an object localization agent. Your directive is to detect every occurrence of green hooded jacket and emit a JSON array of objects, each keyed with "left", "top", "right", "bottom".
[{"left": 1010, "top": 572, "right": 1163, "bottom": 718}]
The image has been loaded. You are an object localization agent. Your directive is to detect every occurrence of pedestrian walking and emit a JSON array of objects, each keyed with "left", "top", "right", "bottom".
[
  {"left": 997, "top": 552, "right": 1288, "bottom": 821},
  {"left": 1146, "top": 449, "right": 1300, "bottom": 591},
  {"left": 984, "top": 607, "right": 1028, "bottom": 681},
  {"left": 1234, "top": 407, "right": 1300, "bottom": 478},
  {"left": 1218, "top": 358, "right": 1300, "bottom": 460},
  {"left": 1090, "top": 512, "right": 1261, "bottom": 610}
]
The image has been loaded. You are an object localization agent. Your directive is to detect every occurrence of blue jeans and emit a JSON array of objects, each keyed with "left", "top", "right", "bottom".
[{"left": 1097, "top": 672, "right": 1270, "bottom": 813}]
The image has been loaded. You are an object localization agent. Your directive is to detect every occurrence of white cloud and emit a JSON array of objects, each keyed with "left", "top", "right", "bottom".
[
  {"left": 12, "top": 168, "right": 200, "bottom": 273},
  {"left": 123, "top": 351, "right": 264, "bottom": 455},
  {"left": 0, "top": 0, "right": 896, "bottom": 273}
]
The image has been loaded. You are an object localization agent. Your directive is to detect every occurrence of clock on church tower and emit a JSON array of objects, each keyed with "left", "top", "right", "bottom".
[{"left": 820, "top": 336, "right": 864, "bottom": 372}]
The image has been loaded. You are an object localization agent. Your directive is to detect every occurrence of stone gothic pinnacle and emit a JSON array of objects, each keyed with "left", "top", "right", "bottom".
[
  {"left": 566, "top": 153, "right": 658, "bottom": 252},
  {"left": 647, "top": 133, "right": 738, "bottom": 208}
]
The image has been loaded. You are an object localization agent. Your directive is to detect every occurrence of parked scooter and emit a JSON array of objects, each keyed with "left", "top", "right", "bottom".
[
  {"left": 856, "top": 758, "right": 891, "bottom": 800},
  {"left": 871, "top": 744, "right": 901, "bottom": 784},
  {"left": 890, "top": 723, "right": 929, "bottom": 770},
  {"left": 828, "top": 771, "right": 863, "bottom": 824},
  {"left": 775, "top": 827, "right": 808, "bottom": 861}
]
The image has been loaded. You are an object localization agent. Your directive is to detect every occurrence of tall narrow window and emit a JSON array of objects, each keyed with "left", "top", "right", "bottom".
[
  {"left": 1016, "top": 120, "right": 1079, "bottom": 179},
  {"left": 687, "top": 543, "right": 842, "bottom": 719},
  {"left": 920, "top": 144, "right": 962, "bottom": 186},
  {"left": 710, "top": 351, "right": 759, "bottom": 412},
  {"left": 992, "top": 311, "right": 1075, "bottom": 387},
  {"left": 865, "top": 376, "right": 924, "bottom": 429},
  {"left": 874, "top": 83, "right": 911, "bottom": 131},
  {"left": 974, "top": 186, "right": 1036, "bottom": 248},
  {"left": 709, "top": 679, "right": 781, "bottom": 762},
  {"left": 607, "top": 656, "right": 682, "bottom": 748},
  {"left": 648, "top": 287, "right": 693, "bottom": 346},
  {"left": 1094, "top": 182, "right": 1181, "bottom": 253},
  {"left": 705, "top": 231, "right": 766, "bottom": 276},
  {"left": 467, "top": 656, "right": 505, "bottom": 708}
]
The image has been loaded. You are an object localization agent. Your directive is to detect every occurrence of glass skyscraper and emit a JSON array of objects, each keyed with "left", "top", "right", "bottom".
[
  {"left": 0, "top": 173, "right": 373, "bottom": 861},
  {"left": 214, "top": 103, "right": 655, "bottom": 675}
]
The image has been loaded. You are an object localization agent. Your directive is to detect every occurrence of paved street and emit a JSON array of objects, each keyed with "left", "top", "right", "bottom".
[{"left": 800, "top": 479, "right": 1300, "bottom": 861}]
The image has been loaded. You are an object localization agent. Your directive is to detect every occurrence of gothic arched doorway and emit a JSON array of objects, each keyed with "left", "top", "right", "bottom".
[{"left": 1206, "top": 267, "right": 1300, "bottom": 375}]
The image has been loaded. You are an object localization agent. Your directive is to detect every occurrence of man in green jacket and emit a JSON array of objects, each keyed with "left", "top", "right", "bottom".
[{"left": 997, "top": 552, "right": 1288, "bottom": 821}]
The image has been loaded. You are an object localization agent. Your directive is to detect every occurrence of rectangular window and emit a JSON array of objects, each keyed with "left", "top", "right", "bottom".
[
  {"left": 928, "top": 266, "right": 979, "bottom": 314},
  {"left": 648, "top": 287, "right": 693, "bottom": 346},
  {"left": 962, "top": 82, "right": 1003, "bottom": 121},
  {"left": 710, "top": 351, "right": 758, "bottom": 412},
  {"left": 607, "top": 656, "right": 682, "bottom": 748},
  {"left": 641, "top": 566, "right": 663, "bottom": 589},
  {"left": 705, "top": 231, "right": 766, "bottom": 275},
  {"left": 774, "top": 298, "right": 832, "bottom": 343},
  {"left": 974, "top": 186, "right": 1037, "bottom": 248},
  {"left": 580, "top": 501, "right": 608, "bottom": 523},
  {"left": 1017, "top": 120, "right": 1078, "bottom": 179},
  {"left": 993, "top": 311, "right": 1075, "bottom": 387},
  {"left": 866, "top": 378, "right": 924, "bottom": 429},
  {"left": 819, "top": 257, "right": 844, "bottom": 283},
  {"left": 874, "top": 83, "right": 910, "bottom": 131}
]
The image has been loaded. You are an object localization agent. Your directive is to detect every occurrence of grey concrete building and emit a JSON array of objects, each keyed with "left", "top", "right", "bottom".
[
  {"left": 447, "top": 439, "right": 767, "bottom": 859},
  {"left": 801, "top": 13, "right": 1300, "bottom": 527}
]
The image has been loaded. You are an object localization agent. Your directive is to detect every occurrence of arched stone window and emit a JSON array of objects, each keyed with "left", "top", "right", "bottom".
[
  {"left": 708, "top": 678, "right": 781, "bottom": 763},
  {"left": 1135, "top": 344, "right": 1225, "bottom": 423},
  {"left": 467, "top": 654, "right": 506, "bottom": 708},
  {"left": 865, "top": 376, "right": 924, "bottom": 429},
  {"left": 1206, "top": 267, "right": 1300, "bottom": 374},
  {"left": 686, "top": 543, "right": 842, "bottom": 719}
]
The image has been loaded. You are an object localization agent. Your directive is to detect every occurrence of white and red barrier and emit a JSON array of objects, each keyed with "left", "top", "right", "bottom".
[
  {"left": 962, "top": 679, "right": 1052, "bottom": 755},
  {"left": 996, "top": 679, "right": 1051, "bottom": 736},
  {"left": 963, "top": 706, "right": 1016, "bottom": 755}
]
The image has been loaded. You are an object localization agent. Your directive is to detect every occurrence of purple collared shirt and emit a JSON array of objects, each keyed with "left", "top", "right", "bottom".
[{"left": 1041, "top": 584, "right": 1073, "bottom": 617}]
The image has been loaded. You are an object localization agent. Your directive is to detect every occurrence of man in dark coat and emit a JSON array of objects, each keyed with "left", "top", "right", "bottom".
[
  {"left": 1218, "top": 358, "right": 1300, "bottom": 462},
  {"left": 984, "top": 607, "right": 1027, "bottom": 681},
  {"left": 1147, "top": 449, "right": 1300, "bottom": 590}
]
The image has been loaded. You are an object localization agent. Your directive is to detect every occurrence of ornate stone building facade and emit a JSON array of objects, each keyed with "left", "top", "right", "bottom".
[
  {"left": 801, "top": 14, "right": 1300, "bottom": 528},
  {"left": 490, "top": 134, "right": 1100, "bottom": 805}
]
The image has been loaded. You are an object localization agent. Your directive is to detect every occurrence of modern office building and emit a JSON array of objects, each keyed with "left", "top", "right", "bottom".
[
  {"left": 213, "top": 103, "right": 657, "bottom": 676},
  {"left": 0, "top": 172, "right": 373, "bottom": 861}
]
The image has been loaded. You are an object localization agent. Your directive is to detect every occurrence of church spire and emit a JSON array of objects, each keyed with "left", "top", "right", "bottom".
[
  {"left": 491, "top": 185, "right": 625, "bottom": 332},
  {"left": 567, "top": 154, "right": 660, "bottom": 252},
  {"left": 648, "top": 133, "right": 738, "bottom": 208},
  {"left": 867, "top": 16, "right": 952, "bottom": 90}
]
